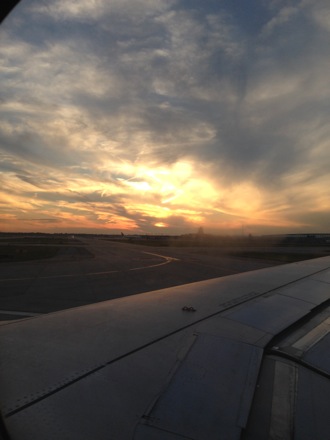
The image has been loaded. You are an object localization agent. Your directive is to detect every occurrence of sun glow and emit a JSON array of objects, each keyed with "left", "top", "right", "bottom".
[
  {"left": 1, "top": 153, "right": 297, "bottom": 234},
  {"left": 1, "top": 0, "right": 330, "bottom": 236},
  {"left": 154, "top": 222, "right": 168, "bottom": 228},
  {"left": 1, "top": 148, "right": 309, "bottom": 234}
]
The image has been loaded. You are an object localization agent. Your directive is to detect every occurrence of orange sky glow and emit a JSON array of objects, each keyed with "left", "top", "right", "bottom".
[{"left": 1, "top": 1, "right": 330, "bottom": 235}]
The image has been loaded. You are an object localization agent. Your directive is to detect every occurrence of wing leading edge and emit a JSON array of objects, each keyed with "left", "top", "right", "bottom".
[{"left": 0, "top": 257, "right": 330, "bottom": 439}]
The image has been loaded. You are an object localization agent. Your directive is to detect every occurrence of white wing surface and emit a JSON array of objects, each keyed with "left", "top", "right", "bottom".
[{"left": 0, "top": 257, "right": 330, "bottom": 439}]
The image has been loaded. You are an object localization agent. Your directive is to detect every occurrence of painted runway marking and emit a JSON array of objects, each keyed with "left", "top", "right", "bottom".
[
  {"left": 129, "top": 252, "right": 179, "bottom": 270},
  {"left": 128, "top": 252, "right": 180, "bottom": 271},
  {"left": 0, "top": 270, "right": 118, "bottom": 281},
  {"left": 0, "top": 252, "right": 179, "bottom": 281},
  {"left": 0, "top": 310, "right": 41, "bottom": 317},
  {"left": 142, "top": 251, "right": 180, "bottom": 261}
]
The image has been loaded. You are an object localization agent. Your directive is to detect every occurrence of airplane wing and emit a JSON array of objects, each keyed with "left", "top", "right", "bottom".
[{"left": 0, "top": 256, "right": 330, "bottom": 439}]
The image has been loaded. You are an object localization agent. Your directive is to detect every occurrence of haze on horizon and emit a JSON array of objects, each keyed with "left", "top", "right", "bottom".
[{"left": 1, "top": 0, "right": 330, "bottom": 236}]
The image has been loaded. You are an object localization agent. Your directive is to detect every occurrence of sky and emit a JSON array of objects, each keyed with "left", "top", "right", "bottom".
[{"left": 0, "top": 0, "right": 330, "bottom": 235}]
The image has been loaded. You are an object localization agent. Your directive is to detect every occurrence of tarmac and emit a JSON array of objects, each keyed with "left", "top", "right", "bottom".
[{"left": 0, "top": 238, "right": 290, "bottom": 320}]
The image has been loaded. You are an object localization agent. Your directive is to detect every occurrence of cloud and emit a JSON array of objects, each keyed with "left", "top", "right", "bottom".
[
  {"left": 31, "top": 0, "right": 174, "bottom": 23},
  {"left": 0, "top": 0, "right": 329, "bottom": 234}
]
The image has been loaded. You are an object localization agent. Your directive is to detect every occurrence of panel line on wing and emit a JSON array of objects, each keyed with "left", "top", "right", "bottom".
[{"left": 4, "top": 265, "right": 330, "bottom": 418}]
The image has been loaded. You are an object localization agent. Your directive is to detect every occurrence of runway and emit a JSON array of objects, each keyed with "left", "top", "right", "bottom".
[{"left": 0, "top": 238, "right": 280, "bottom": 320}]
